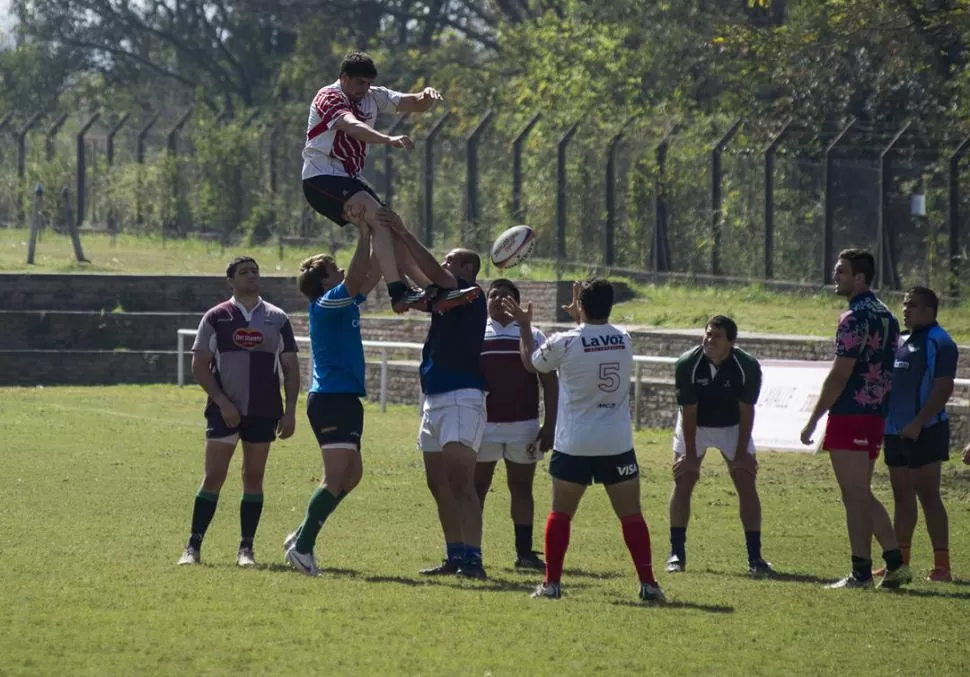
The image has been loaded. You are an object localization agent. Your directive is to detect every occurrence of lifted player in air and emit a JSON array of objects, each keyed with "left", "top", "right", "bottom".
[{"left": 302, "top": 51, "right": 478, "bottom": 315}]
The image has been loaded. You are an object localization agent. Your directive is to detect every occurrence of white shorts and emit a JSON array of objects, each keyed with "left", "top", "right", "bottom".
[
  {"left": 672, "top": 419, "right": 756, "bottom": 462},
  {"left": 419, "top": 389, "right": 487, "bottom": 453},
  {"left": 478, "top": 441, "right": 543, "bottom": 464}
]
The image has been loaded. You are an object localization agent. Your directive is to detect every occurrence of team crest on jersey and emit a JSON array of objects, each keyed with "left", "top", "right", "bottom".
[{"left": 233, "top": 328, "right": 264, "bottom": 349}]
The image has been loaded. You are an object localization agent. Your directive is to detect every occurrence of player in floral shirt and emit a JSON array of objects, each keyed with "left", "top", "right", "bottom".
[{"left": 800, "top": 249, "right": 911, "bottom": 590}]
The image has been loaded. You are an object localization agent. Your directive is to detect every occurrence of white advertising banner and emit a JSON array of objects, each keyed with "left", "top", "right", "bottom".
[{"left": 754, "top": 359, "right": 832, "bottom": 453}]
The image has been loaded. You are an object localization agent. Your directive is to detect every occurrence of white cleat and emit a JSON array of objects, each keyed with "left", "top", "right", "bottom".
[
  {"left": 285, "top": 546, "right": 318, "bottom": 576},
  {"left": 283, "top": 530, "right": 299, "bottom": 558},
  {"left": 530, "top": 582, "right": 562, "bottom": 599},
  {"left": 178, "top": 546, "right": 200, "bottom": 566},
  {"left": 236, "top": 547, "right": 257, "bottom": 567}
]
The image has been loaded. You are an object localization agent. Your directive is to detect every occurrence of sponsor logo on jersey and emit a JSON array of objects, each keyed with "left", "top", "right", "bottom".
[
  {"left": 233, "top": 328, "right": 264, "bottom": 349},
  {"left": 616, "top": 463, "right": 638, "bottom": 477},
  {"left": 852, "top": 438, "right": 870, "bottom": 447},
  {"left": 581, "top": 334, "right": 626, "bottom": 352}
]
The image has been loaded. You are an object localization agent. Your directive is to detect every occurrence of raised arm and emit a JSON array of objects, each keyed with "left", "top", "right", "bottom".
[
  {"left": 333, "top": 115, "right": 414, "bottom": 150},
  {"left": 376, "top": 207, "right": 457, "bottom": 289},
  {"left": 343, "top": 226, "right": 374, "bottom": 297},
  {"left": 395, "top": 87, "right": 444, "bottom": 113}
]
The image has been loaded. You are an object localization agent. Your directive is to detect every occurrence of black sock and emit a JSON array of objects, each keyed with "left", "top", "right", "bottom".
[
  {"left": 386, "top": 280, "right": 408, "bottom": 303},
  {"left": 670, "top": 527, "right": 687, "bottom": 560},
  {"left": 514, "top": 524, "right": 533, "bottom": 556},
  {"left": 851, "top": 556, "right": 873, "bottom": 581},
  {"left": 188, "top": 490, "right": 219, "bottom": 550},
  {"left": 744, "top": 530, "right": 762, "bottom": 563},
  {"left": 239, "top": 492, "right": 264, "bottom": 550},
  {"left": 882, "top": 548, "right": 903, "bottom": 572}
]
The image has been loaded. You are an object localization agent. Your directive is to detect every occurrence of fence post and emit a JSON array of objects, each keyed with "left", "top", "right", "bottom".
[
  {"left": 383, "top": 114, "right": 408, "bottom": 211},
  {"left": 823, "top": 118, "right": 856, "bottom": 284},
  {"left": 105, "top": 113, "right": 131, "bottom": 238},
  {"left": 948, "top": 133, "right": 970, "bottom": 298},
  {"left": 654, "top": 129, "right": 677, "bottom": 273},
  {"left": 711, "top": 119, "right": 742, "bottom": 276},
  {"left": 45, "top": 113, "right": 68, "bottom": 162},
  {"left": 166, "top": 108, "right": 194, "bottom": 235},
  {"left": 764, "top": 119, "right": 792, "bottom": 280},
  {"left": 877, "top": 121, "right": 911, "bottom": 290},
  {"left": 556, "top": 120, "right": 581, "bottom": 269},
  {"left": 605, "top": 122, "right": 631, "bottom": 267},
  {"left": 422, "top": 111, "right": 451, "bottom": 246},
  {"left": 380, "top": 348, "right": 388, "bottom": 413},
  {"left": 16, "top": 113, "right": 42, "bottom": 227},
  {"left": 465, "top": 110, "right": 493, "bottom": 246},
  {"left": 511, "top": 113, "right": 541, "bottom": 223},
  {"left": 136, "top": 112, "right": 161, "bottom": 226},
  {"left": 62, "top": 186, "right": 88, "bottom": 262},
  {"left": 26, "top": 184, "right": 43, "bottom": 265},
  {"left": 76, "top": 112, "right": 101, "bottom": 230}
]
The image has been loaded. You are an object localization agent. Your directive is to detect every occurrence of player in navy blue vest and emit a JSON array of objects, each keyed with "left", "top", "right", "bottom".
[
  {"left": 283, "top": 224, "right": 384, "bottom": 575},
  {"left": 883, "top": 287, "right": 958, "bottom": 582},
  {"left": 377, "top": 208, "right": 490, "bottom": 579}
]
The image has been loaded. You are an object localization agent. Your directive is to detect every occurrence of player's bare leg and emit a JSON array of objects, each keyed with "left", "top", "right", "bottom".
[
  {"left": 911, "top": 463, "right": 950, "bottom": 580},
  {"left": 179, "top": 440, "right": 235, "bottom": 565},
  {"left": 421, "top": 452, "right": 464, "bottom": 575},
  {"left": 474, "top": 460, "right": 497, "bottom": 510},
  {"left": 442, "top": 441, "right": 485, "bottom": 579},
  {"left": 667, "top": 453, "right": 702, "bottom": 572},
  {"left": 342, "top": 193, "right": 421, "bottom": 312},
  {"left": 727, "top": 452, "right": 772, "bottom": 575},
  {"left": 828, "top": 451, "right": 909, "bottom": 588},
  {"left": 887, "top": 466, "right": 917, "bottom": 568},
  {"left": 506, "top": 460, "right": 543, "bottom": 568},
  {"left": 237, "top": 441, "right": 270, "bottom": 566},
  {"left": 605, "top": 477, "right": 664, "bottom": 602}
]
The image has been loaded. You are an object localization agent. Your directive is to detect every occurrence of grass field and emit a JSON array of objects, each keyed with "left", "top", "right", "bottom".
[{"left": 3, "top": 385, "right": 970, "bottom": 676}]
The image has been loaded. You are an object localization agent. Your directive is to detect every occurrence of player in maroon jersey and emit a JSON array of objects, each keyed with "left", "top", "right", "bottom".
[{"left": 477, "top": 279, "right": 558, "bottom": 569}]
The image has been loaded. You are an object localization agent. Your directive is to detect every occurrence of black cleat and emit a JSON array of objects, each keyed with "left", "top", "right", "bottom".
[
  {"left": 514, "top": 551, "right": 546, "bottom": 570},
  {"left": 419, "top": 559, "right": 461, "bottom": 576},
  {"left": 457, "top": 561, "right": 488, "bottom": 580}
]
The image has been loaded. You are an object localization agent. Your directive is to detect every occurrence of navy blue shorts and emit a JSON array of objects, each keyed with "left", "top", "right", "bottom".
[
  {"left": 884, "top": 421, "right": 950, "bottom": 469},
  {"left": 307, "top": 392, "right": 364, "bottom": 448},
  {"left": 549, "top": 449, "right": 640, "bottom": 486},
  {"left": 303, "top": 175, "right": 383, "bottom": 227},
  {"left": 205, "top": 410, "right": 278, "bottom": 444}
]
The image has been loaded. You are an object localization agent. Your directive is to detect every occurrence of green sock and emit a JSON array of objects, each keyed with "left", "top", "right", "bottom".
[{"left": 295, "top": 488, "right": 347, "bottom": 554}]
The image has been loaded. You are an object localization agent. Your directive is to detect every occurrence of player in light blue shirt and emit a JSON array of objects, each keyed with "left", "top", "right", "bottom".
[{"left": 284, "top": 223, "right": 383, "bottom": 575}]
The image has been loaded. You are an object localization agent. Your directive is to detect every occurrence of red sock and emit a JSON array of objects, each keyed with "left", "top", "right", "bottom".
[
  {"left": 621, "top": 513, "right": 656, "bottom": 585},
  {"left": 544, "top": 512, "right": 571, "bottom": 584}
]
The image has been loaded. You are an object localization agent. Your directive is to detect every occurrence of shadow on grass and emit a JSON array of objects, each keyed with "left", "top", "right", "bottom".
[
  {"left": 881, "top": 587, "right": 970, "bottom": 601},
  {"left": 364, "top": 574, "right": 590, "bottom": 594},
  {"left": 702, "top": 568, "right": 835, "bottom": 586},
  {"left": 610, "top": 599, "right": 734, "bottom": 614},
  {"left": 259, "top": 563, "right": 361, "bottom": 578},
  {"left": 561, "top": 568, "right": 624, "bottom": 580}
]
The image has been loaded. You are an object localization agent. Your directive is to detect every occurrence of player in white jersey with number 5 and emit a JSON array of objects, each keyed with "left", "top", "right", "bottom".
[{"left": 502, "top": 279, "right": 664, "bottom": 603}]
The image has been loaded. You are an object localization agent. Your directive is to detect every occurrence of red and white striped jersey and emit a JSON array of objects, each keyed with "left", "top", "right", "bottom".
[{"left": 302, "top": 81, "right": 402, "bottom": 180}]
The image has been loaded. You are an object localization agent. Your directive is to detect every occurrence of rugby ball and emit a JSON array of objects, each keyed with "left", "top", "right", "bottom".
[{"left": 490, "top": 225, "right": 536, "bottom": 269}]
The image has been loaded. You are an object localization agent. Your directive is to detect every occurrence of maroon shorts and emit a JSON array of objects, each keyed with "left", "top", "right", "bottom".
[{"left": 822, "top": 414, "right": 885, "bottom": 460}]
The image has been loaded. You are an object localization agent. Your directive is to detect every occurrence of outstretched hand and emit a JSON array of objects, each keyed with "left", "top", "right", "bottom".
[
  {"left": 561, "top": 282, "right": 581, "bottom": 323},
  {"left": 376, "top": 207, "right": 406, "bottom": 234},
  {"left": 418, "top": 87, "right": 444, "bottom": 108},
  {"left": 500, "top": 297, "right": 533, "bottom": 326},
  {"left": 389, "top": 134, "right": 414, "bottom": 151}
]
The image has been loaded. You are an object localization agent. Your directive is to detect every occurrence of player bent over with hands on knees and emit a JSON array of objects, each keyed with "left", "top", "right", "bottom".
[
  {"left": 301, "top": 50, "right": 478, "bottom": 315},
  {"left": 283, "top": 223, "right": 384, "bottom": 575},
  {"left": 503, "top": 280, "right": 664, "bottom": 602},
  {"left": 376, "top": 208, "right": 490, "bottom": 579},
  {"left": 879, "top": 286, "right": 958, "bottom": 582},
  {"left": 477, "top": 279, "right": 558, "bottom": 570},
  {"left": 178, "top": 256, "right": 300, "bottom": 567},
  {"left": 800, "top": 248, "right": 911, "bottom": 589},
  {"left": 667, "top": 315, "right": 774, "bottom": 577}
]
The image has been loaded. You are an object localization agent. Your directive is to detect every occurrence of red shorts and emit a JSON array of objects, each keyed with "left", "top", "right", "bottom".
[{"left": 822, "top": 414, "right": 885, "bottom": 460}]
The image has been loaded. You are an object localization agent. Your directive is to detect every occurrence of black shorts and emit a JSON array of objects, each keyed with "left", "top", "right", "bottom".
[
  {"left": 307, "top": 392, "right": 364, "bottom": 448},
  {"left": 884, "top": 420, "right": 950, "bottom": 469},
  {"left": 205, "top": 410, "right": 278, "bottom": 443},
  {"left": 303, "top": 175, "right": 383, "bottom": 227},
  {"left": 549, "top": 449, "right": 640, "bottom": 486}
]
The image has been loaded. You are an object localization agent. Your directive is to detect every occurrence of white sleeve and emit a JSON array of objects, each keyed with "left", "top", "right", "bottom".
[
  {"left": 371, "top": 86, "right": 403, "bottom": 113},
  {"left": 531, "top": 332, "right": 569, "bottom": 373}
]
